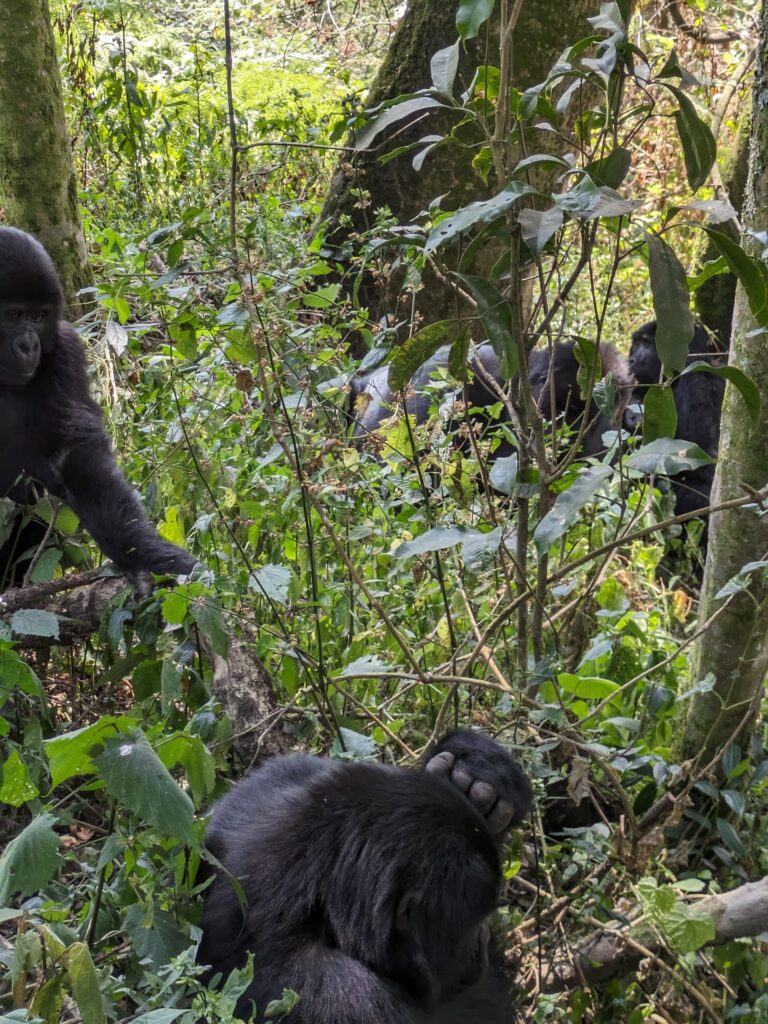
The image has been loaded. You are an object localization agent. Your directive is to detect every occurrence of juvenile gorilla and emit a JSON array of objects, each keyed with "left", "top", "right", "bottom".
[
  {"left": 0, "top": 227, "right": 195, "bottom": 587},
  {"left": 199, "top": 730, "right": 532, "bottom": 1024},
  {"left": 628, "top": 320, "right": 725, "bottom": 517}
]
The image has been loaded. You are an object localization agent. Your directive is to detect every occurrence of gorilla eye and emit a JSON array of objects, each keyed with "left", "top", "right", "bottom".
[
  {"left": 3, "top": 310, "right": 22, "bottom": 323},
  {"left": 30, "top": 311, "right": 49, "bottom": 323}
]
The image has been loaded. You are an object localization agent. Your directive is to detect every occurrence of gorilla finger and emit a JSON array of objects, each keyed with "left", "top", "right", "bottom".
[
  {"left": 468, "top": 780, "right": 496, "bottom": 815},
  {"left": 424, "top": 750, "right": 454, "bottom": 776},
  {"left": 449, "top": 763, "right": 473, "bottom": 793},
  {"left": 486, "top": 799, "right": 515, "bottom": 834}
]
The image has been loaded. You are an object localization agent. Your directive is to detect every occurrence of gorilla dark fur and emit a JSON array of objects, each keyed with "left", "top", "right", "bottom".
[
  {"left": 629, "top": 320, "right": 725, "bottom": 517},
  {"left": 199, "top": 730, "right": 532, "bottom": 1024},
  {"left": 528, "top": 340, "right": 636, "bottom": 457},
  {"left": 0, "top": 227, "right": 195, "bottom": 587}
]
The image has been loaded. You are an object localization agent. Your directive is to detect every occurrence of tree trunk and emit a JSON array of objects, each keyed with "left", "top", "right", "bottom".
[
  {"left": 682, "top": 3, "right": 768, "bottom": 762},
  {"left": 693, "top": 107, "right": 751, "bottom": 348},
  {"left": 319, "top": 0, "right": 603, "bottom": 327},
  {"left": 0, "top": 0, "right": 91, "bottom": 312}
]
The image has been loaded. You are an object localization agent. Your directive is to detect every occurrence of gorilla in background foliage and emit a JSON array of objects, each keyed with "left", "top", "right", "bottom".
[
  {"left": 628, "top": 320, "right": 725, "bottom": 517},
  {"left": 0, "top": 227, "right": 196, "bottom": 588},
  {"left": 527, "top": 340, "right": 636, "bottom": 456},
  {"left": 349, "top": 342, "right": 509, "bottom": 450},
  {"left": 199, "top": 729, "right": 532, "bottom": 1024}
]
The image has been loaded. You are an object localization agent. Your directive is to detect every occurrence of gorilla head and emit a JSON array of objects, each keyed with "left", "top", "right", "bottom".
[{"left": 0, "top": 228, "right": 63, "bottom": 387}]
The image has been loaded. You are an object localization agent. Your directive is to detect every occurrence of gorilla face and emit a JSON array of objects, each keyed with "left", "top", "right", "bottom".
[
  {"left": 628, "top": 322, "right": 663, "bottom": 389},
  {"left": 0, "top": 227, "right": 63, "bottom": 388},
  {"left": 0, "top": 302, "right": 55, "bottom": 385}
]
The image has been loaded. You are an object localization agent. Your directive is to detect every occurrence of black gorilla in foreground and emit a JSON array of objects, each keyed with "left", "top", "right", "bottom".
[
  {"left": 199, "top": 730, "right": 532, "bottom": 1024},
  {"left": 629, "top": 320, "right": 725, "bottom": 517},
  {"left": 0, "top": 227, "right": 195, "bottom": 587}
]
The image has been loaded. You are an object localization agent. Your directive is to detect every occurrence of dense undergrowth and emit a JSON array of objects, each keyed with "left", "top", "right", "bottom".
[{"left": 1, "top": 0, "right": 768, "bottom": 1022}]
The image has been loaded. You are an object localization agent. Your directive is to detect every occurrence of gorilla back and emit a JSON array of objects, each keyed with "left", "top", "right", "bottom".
[
  {"left": 0, "top": 227, "right": 195, "bottom": 585},
  {"left": 199, "top": 731, "right": 532, "bottom": 1024}
]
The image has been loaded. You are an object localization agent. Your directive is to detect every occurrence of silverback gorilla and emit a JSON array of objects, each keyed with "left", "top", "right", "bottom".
[
  {"left": 0, "top": 227, "right": 195, "bottom": 586},
  {"left": 199, "top": 730, "right": 532, "bottom": 1023},
  {"left": 628, "top": 320, "right": 724, "bottom": 517}
]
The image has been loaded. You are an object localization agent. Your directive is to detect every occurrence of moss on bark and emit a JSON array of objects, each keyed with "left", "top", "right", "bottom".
[
  {"left": 0, "top": 0, "right": 91, "bottom": 312},
  {"left": 682, "top": 4, "right": 768, "bottom": 762}
]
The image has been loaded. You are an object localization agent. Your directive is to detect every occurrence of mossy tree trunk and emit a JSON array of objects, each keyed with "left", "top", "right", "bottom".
[
  {"left": 693, "top": 108, "right": 751, "bottom": 349},
  {"left": 681, "top": 2, "right": 768, "bottom": 764},
  {"left": 0, "top": 0, "right": 91, "bottom": 313},
  {"left": 319, "top": 0, "right": 604, "bottom": 326}
]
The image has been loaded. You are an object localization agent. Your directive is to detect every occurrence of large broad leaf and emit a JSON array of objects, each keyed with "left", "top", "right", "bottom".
[
  {"left": 45, "top": 717, "right": 129, "bottom": 787},
  {"left": 431, "top": 42, "right": 459, "bottom": 95},
  {"left": 519, "top": 207, "right": 564, "bottom": 256},
  {"left": 704, "top": 228, "right": 768, "bottom": 325},
  {"left": 388, "top": 321, "right": 454, "bottom": 390},
  {"left": 646, "top": 234, "right": 694, "bottom": 373},
  {"left": 0, "top": 647, "right": 42, "bottom": 708},
  {"left": 457, "top": 275, "right": 517, "bottom": 379},
  {"left": 456, "top": 0, "right": 495, "bottom": 40},
  {"left": 394, "top": 525, "right": 467, "bottom": 560},
  {"left": 0, "top": 748, "right": 38, "bottom": 807},
  {"left": 10, "top": 609, "right": 60, "bottom": 640},
  {"left": 534, "top": 466, "right": 613, "bottom": 554},
  {"left": 667, "top": 85, "right": 716, "bottom": 191},
  {"left": 124, "top": 905, "right": 190, "bottom": 968},
  {"left": 249, "top": 563, "right": 293, "bottom": 604},
  {"left": 585, "top": 147, "right": 632, "bottom": 189},
  {"left": 626, "top": 438, "right": 715, "bottom": 476},
  {"left": 683, "top": 361, "right": 761, "bottom": 428},
  {"left": 642, "top": 385, "right": 678, "bottom": 444},
  {"left": 425, "top": 182, "right": 536, "bottom": 253},
  {"left": 554, "top": 177, "right": 640, "bottom": 220},
  {"left": 64, "top": 944, "right": 106, "bottom": 1024},
  {"left": 0, "top": 813, "right": 61, "bottom": 903},
  {"left": 354, "top": 97, "right": 446, "bottom": 151},
  {"left": 93, "top": 731, "right": 195, "bottom": 843},
  {"left": 489, "top": 453, "right": 519, "bottom": 497}
]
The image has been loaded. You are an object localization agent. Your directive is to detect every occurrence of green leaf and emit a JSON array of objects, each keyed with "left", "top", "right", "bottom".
[
  {"left": 0, "top": 647, "right": 42, "bottom": 708},
  {"left": 130, "top": 1012, "right": 186, "bottom": 1024},
  {"left": 249, "top": 563, "right": 293, "bottom": 604},
  {"left": 683, "top": 361, "right": 761, "bottom": 428},
  {"left": 461, "top": 527, "right": 504, "bottom": 572},
  {"left": 0, "top": 748, "right": 38, "bottom": 806},
  {"left": 161, "top": 589, "right": 189, "bottom": 625},
  {"left": 716, "top": 817, "right": 747, "bottom": 859},
  {"left": 190, "top": 594, "right": 229, "bottom": 657},
  {"left": 456, "top": 0, "right": 495, "bottom": 40},
  {"left": 557, "top": 673, "right": 619, "bottom": 699},
  {"left": 534, "top": 466, "right": 613, "bottom": 553},
  {"left": 431, "top": 41, "right": 460, "bottom": 95},
  {"left": 489, "top": 453, "right": 519, "bottom": 497},
  {"left": 302, "top": 284, "right": 340, "bottom": 309},
  {"left": 9, "top": 609, "right": 60, "bottom": 640},
  {"left": 457, "top": 275, "right": 517, "bottom": 379},
  {"left": 354, "top": 98, "right": 446, "bottom": 151},
  {"left": 642, "top": 385, "right": 678, "bottom": 444},
  {"left": 92, "top": 731, "right": 195, "bottom": 843},
  {"left": 518, "top": 207, "right": 564, "bottom": 256},
  {"left": 45, "top": 716, "right": 128, "bottom": 788},
  {"left": 626, "top": 438, "right": 715, "bottom": 476},
  {"left": 124, "top": 905, "right": 189, "bottom": 968},
  {"left": 388, "top": 321, "right": 454, "bottom": 390},
  {"left": 425, "top": 182, "right": 536, "bottom": 253},
  {"left": 340, "top": 655, "right": 390, "bottom": 677},
  {"left": 64, "top": 943, "right": 106, "bottom": 1024},
  {"left": 511, "top": 153, "right": 570, "bottom": 177},
  {"left": 156, "top": 733, "right": 216, "bottom": 805},
  {"left": 585, "top": 147, "right": 632, "bottom": 189},
  {"left": 394, "top": 525, "right": 467, "bottom": 559},
  {"left": 0, "top": 813, "right": 62, "bottom": 903},
  {"left": 704, "top": 228, "right": 768, "bottom": 324},
  {"left": 668, "top": 85, "right": 716, "bottom": 191},
  {"left": 646, "top": 234, "right": 695, "bottom": 373}
]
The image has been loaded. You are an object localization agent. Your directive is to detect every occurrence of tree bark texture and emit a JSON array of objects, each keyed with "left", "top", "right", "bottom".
[
  {"left": 693, "top": 107, "right": 751, "bottom": 348},
  {"left": 683, "top": 0, "right": 768, "bottom": 763},
  {"left": 0, "top": 0, "right": 90, "bottom": 311},
  {"left": 319, "top": 0, "right": 603, "bottom": 326}
]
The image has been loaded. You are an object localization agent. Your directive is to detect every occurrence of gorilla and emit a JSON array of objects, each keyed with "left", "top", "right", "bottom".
[
  {"left": 198, "top": 729, "right": 532, "bottom": 1024},
  {"left": 628, "top": 320, "right": 725, "bottom": 517},
  {"left": 527, "top": 340, "right": 636, "bottom": 456},
  {"left": 0, "top": 227, "right": 196, "bottom": 588},
  {"left": 349, "top": 342, "right": 509, "bottom": 450}
]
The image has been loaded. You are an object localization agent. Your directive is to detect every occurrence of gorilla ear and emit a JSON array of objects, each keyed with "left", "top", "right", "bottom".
[{"left": 396, "top": 889, "right": 424, "bottom": 934}]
